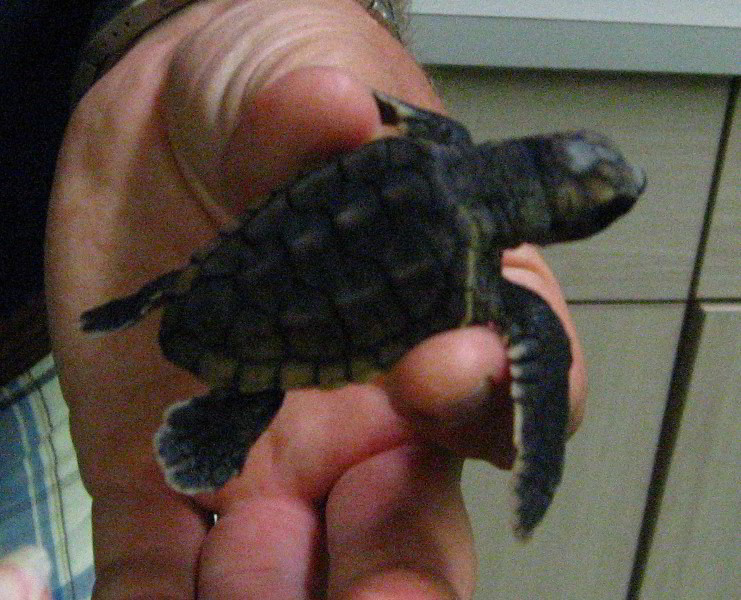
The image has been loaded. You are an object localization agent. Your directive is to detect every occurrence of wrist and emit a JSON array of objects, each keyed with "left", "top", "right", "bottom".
[{"left": 71, "top": 0, "right": 406, "bottom": 105}]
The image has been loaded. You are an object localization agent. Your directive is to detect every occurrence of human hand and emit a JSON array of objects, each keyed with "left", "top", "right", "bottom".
[
  {"left": 0, "top": 546, "right": 51, "bottom": 600},
  {"left": 46, "top": 1, "right": 586, "bottom": 598}
]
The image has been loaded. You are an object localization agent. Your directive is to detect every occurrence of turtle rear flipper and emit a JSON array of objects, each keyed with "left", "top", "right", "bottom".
[
  {"left": 155, "top": 387, "right": 284, "bottom": 494},
  {"left": 80, "top": 270, "right": 182, "bottom": 333}
]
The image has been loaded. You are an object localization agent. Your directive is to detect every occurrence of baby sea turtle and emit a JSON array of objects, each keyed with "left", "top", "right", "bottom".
[{"left": 81, "top": 92, "right": 645, "bottom": 539}]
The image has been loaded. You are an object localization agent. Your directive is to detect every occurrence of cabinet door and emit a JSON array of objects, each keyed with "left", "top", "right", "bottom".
[
  {"left": 641, "top": 304, "right": 741, "bottom": 599},
  {"left": 430, "top": 67, "right": 729, "bottom": 301},
  {"left": 697, "top": 90, "right": 740, "bottom": 299},
  {"left": 462, "top": 304, "right": 683, "bottom": 599}
]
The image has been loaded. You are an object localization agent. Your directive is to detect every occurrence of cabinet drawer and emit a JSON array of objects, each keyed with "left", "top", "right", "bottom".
[
  {"left": 698, "top": 90, "right": 740, "bottom": 299},
  {"left": 430, "top": 67, "right": 729, "bottom": 301},
  {"left": 641, "top": 304, "right": 741, "bottom": 599}
]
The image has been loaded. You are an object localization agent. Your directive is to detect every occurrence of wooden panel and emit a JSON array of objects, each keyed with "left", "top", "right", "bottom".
[
  {"left": 698, "top": 91, "right": 740, "bottom": 298},
  {"left": 461, "top": 303, "right": 683, "bottom": 599},
  {"left": 430, "top": 67, "right": 728, "bottom": 301},
  {"left": 641, "top": 304, "right": 741, "bottom": 599}
]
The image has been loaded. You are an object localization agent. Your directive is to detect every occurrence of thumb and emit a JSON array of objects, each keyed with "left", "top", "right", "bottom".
[
  {"left": 222, "top": 67, "right": 384, "bottom": 215},
  {"left": 161, "top": 0, "right": 437, "bottom": 224}
]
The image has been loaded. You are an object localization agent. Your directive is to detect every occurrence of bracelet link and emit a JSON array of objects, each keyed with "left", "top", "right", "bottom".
[{"left": 365, "top": 0, "right": 406, "bottom": 41}]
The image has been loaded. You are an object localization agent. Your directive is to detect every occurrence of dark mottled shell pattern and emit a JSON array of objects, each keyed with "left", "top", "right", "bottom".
[{"left": 159, "top": 137, "right": 479, "bottom": 394}]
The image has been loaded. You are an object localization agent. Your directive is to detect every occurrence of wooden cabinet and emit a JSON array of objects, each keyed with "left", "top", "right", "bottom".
[
  {"left": 698, "top": 91, "right": 741, "bottom": 299},
  {"left": 429, "top": 66, "right": 739, "bottom": 598},
  {"left": 641, "top": 305, "right": 740, "bottom": 599}
]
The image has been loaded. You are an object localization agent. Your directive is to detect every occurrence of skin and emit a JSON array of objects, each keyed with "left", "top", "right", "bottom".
[{"left": 45, "top": 1, "right": 587, "bottom": 598}]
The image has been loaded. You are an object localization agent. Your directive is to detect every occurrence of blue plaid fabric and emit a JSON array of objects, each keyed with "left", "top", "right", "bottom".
[{"left": 0, "top": 355, "right": 94, "bottom": 599}]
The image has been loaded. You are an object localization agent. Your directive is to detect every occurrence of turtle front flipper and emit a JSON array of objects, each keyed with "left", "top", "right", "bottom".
[
  {"left": 373, "top": 90, "right": 473, "bottom": 146},
  {"left": 155, "top": 387, "right": 284, "bottom": 494},
  {"left": 485, "top": 280, "right": 572, "bottom": 539}
]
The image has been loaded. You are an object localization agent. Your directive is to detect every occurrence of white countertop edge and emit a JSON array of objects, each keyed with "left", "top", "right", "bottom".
[{"left": 408, "top": 14, "right": 740, "bottom": 75}]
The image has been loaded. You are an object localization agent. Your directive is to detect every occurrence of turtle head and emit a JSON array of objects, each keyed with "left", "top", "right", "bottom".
[{"left": 483, "top": 131, "right": 646, "bottom": 245}]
